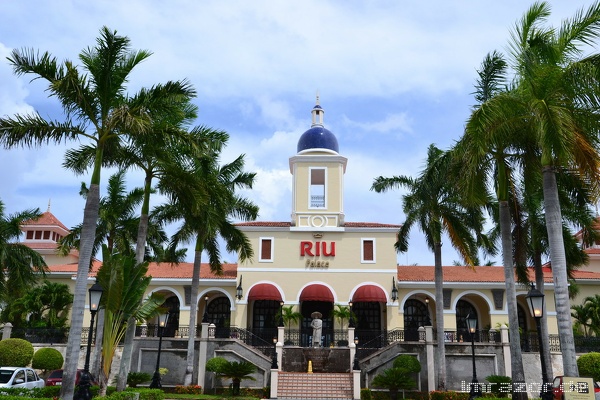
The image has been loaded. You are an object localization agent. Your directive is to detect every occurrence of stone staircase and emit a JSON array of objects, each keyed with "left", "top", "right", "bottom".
[{"left": 276, "top": 372, "right": 354, "bottom": 400}]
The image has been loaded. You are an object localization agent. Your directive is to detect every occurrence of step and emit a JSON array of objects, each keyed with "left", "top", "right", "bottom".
[{"left": 277, "top": 372, "right": 353, "bottom": 400}]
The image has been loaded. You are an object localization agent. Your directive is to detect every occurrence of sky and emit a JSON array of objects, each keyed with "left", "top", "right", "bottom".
[{"left": 0, "top": 0, "right": 596, "bottom": 266}]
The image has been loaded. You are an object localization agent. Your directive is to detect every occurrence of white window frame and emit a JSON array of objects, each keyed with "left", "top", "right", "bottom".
[
  {"left": 259, "top": 237, "right": 274, "bottom": 262},
  {"left": 308, "top": 167, "right": 327, "bottom": 209},
  {"left": 361, "top": 238, "right": 376, "bottom": 263}
]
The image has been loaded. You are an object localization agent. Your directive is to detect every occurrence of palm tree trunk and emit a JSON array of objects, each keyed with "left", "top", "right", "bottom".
[
  {"left": 542, "top": 166, "right": 578, "bottom": 376},
  {"left": 116, "top": 210, "right": 150, "bottom": 391},
  {"left": 434, "top": 242, "right": 446, "bottom": 390},
  {"left": 60, "top": 183, "right": 101, "bottom": 400},
  {"left": 499, "top": 200, "right": 528, "bottom": 400},
  {"left": 534, "top": 253, "right": 553, "bottom": 379},
  {"left": 184, "top": 244, "right": 202, "bottom": 386}
]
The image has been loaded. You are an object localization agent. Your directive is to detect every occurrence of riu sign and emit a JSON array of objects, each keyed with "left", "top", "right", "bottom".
[{"left": 300, "top": 241, "right": 336, "bottom": 257}]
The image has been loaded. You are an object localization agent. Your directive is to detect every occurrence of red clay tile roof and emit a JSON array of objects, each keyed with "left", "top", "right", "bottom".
[
  {"left": 396, "top": 265, "right": 600, "bottom": 283},
  {"left": 344, "top": 222, "right": 401, "bottom": 228},
  {"left": 47, "top": 261, "right": 237, "bottom": 279},
  {"left": 236, "top": 222, "right": 292, "bottom": 227},
  {"left": 23, "top": 242, "right": 61, "bottom": 250},
  {"left": 22, "top": 211, "right": 69, "bottom": 231}
]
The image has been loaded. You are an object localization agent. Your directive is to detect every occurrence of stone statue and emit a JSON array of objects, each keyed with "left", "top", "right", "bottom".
[{"left": 311, "top": 311, "right": 323, "bottom": 347}]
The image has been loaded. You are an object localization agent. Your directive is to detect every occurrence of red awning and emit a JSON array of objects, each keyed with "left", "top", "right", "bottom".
[
  {"left": 352, "top": 285, "right": 387, "bottom": 302},
  {"left": 248, "top": 284, "right": 282, "bottom": 301},
  {"left": 300, "top": 284, "right": 334, "bottom": 302}
]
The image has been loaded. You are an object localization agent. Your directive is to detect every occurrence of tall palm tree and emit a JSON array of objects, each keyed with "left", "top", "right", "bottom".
[
  {"left": 154, "top": 128, "right": 258, "bottom": 385},
  {"left": 372, "top": 144, "right": 486, "bottom": 391},
  {"left": 520, "top": 4, "right": 600, "bottom": 374},
  {"left": 464, "top": 2, "right": 600, "bottom": 376},
  {"left": 62, "top": 95, "right": 198, "bottom": 390},
  {"left": 458, "top": 50, "right": 532, "bottom": 400},
  {"left": 0, "top": 27, "right": 194, "bottom": 398}
]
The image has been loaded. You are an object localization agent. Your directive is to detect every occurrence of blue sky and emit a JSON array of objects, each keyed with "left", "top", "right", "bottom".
[{"left": 0, "top": 1, "right": 594, "bottom": 266}]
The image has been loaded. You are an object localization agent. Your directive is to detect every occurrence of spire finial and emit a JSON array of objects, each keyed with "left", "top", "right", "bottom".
[
  {"left": 311, "top": 92, "right": 324, "bottom": 127},
  {"left": 47, "top": 199, "right": 51, "bottom": 212}
]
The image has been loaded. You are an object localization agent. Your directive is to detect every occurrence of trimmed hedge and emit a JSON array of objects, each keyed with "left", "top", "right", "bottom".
[
  {"left": 32, "top": 347, "right": 64, "bottom": 372},
  {"left": 0, "top": 338, "right": 34, "bottom": 366}
]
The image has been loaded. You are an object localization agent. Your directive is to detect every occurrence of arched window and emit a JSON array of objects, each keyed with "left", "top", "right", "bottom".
[
  {"left": 353, "top": 302, "right": 381, "bottom": 346},
  {"left": 207, "top": 297, "right": 231, "bottom": 337},
  {"left": 404, "top": 299, "right": 430, "bottom": 341},
  {"left": 163, "top": 296, "right": 180, "bottom": 337},
  {"left": 252, "top": 300, "right": 280, "bottom": 342},
  {"left": 456, "top": 299, "right": 478, "bottom": 342}
]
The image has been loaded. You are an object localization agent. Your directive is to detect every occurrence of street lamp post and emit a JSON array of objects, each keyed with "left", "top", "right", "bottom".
[
  {"left": 466, "top": 313, "right": 481, "bottom": 400},
  {"left": 74, "top": 281, "right": 103, "bottom": 400},
  {"left": 526, "top": 285, "right": 553, "bottom": 400},
  {"left": 236, "top": 276, "right": 243, "bottom": 300},
  {"left": 202, "top": 295, "right": 209, "bottom": 323},
  {"left": 271, "top": 337, "right": 278, "bottom": 369},
  {"left": 348, "top": 301, "right": 355, "bottom": 328},
  {"left": 150, "top": 312, "right": 170, "bottom": 389},
  {"left": 353, "top": 337, "right": 360, "bottom": 370}
]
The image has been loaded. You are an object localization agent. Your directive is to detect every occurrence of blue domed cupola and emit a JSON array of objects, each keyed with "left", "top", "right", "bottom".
[{"left": 297, "top": 95, "right": 339, "bottom": 154}]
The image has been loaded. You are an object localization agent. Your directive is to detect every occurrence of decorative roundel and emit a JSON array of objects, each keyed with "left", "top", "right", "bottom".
[
  {"left": 311, "top": 215, "right": 326, "bottom": 227},
  {"left": 297, "top": 126, "right": 339, "bottom": 153}
]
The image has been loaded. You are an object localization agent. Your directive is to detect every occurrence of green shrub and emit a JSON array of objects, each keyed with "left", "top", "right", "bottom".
[
  {"left": 361, "top": 387, "right": 373, "bottom": 400},
  {"left": 485, "top": 375, "right": 512, "bottom": 397},
  {"left": 127, "top": 371, "right": 152, "bottom": 387},
  {"left": 0, "top": 338, "right": 34, "bottom": 367},
  {"left": 430, "top": 390, "right": 470, "bottom": 400},
  {"left": 31, "top": 348, "right": 64, "bottom": 373},
  {"left": 106, "top": 388, "right": 164, "bottom": 400},
  {"left": 0, "top": 385, "right": 59, "bottom": 398},
  {"left": 577, "top": 352, "right": 600, "bottom": 381},
  {"left": 206, "top": 356, "right": 228, "bottom": 373}
]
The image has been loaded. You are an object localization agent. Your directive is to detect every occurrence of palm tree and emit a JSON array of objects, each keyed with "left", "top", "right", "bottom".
[
  {"left": 463, "top": 2, "right": 600, "bottom": 376},
  {"left": 154, "top": 128, "right": 258, "bottom": 385},
  {"left": 458, "top": 50, "right": 532, "bottom": 400},
  {"left": 217, "top": 360, "right": 257, "bottom": 396},
  {"left": 0, "top": 200, "right": 47, "bottom": 318},
  {"left": 372, "top": 144, "right": 486, "bottom": 390},
  {"left": 571, "top": 304, "right": 594, "bottom": 337},
  {"left": 95, "top": 246, "right": 165, "bottom": 395},
  {"left": 63, "top": 95, "right": 198, "bottom": 391},
  {"left": 331, "top": 304, "right": 353, "bottom": 331},
  {"left": 0, "top": 27, "right": 194, "bottom": 399},
  {"left": 278, "top": 306, "right": 303, "bottom": 343},
  {"left": 371, "top": 355, "right": 421, "bottom": 400}
]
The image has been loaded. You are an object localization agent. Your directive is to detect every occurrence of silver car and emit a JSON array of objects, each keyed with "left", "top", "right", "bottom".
[{"left": 0, "top": 367, "right": 45, "bottom": 389}]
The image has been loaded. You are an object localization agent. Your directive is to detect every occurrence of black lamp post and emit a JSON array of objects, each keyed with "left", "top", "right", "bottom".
[
  {"left": 353, "top": 337, "right": 360, "bottom": 370},
  {"left": 202, "top": 295, "right": 209, "bottom": 323},
  {"left": 150, "top": 311, "right": 170, "bottom": 389},
  {"left": 425, "top": 297, "right": 432, "bottom": 326},
  {"left": 271, "top": 337, "right": 279, "bottom": 369},
  {"left": 278, "top": 301, "right": 284, "bottom": 327},
  {"left": 466, "top": 313, "right": 481, "bottom": 400},
  {"left": 391, "top": 277, "right": 398, "bottom": 302},
  {"left": 236, "top": 276, "right": 243, "bottom": 300},
  {"left": 526, "top": 285, "right": 553, "bottom": 400},
  {"left": 348, "top": 301, "right": 355, "bottom": 328},
  {"left": 74, "top": 281, "right": 103, "bottom": 400}
]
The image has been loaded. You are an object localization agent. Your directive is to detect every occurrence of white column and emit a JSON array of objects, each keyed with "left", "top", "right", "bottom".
[
  {"left": 425, "top": 325, "right": 435, "bottom": 392},
  {"left": 197, "top": 321, "right": 210, "bottom": 389},
  {"left": 501, "top": 324, "right": 511, "bottom": 377}
]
